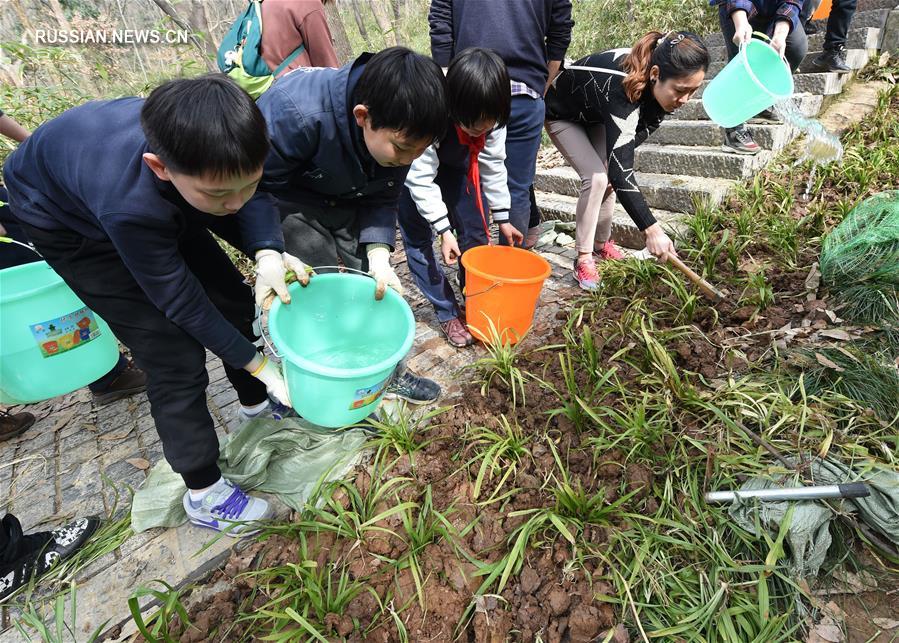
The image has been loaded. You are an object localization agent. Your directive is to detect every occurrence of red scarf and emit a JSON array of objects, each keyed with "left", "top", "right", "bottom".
[{"left": 454, "top": 124, "right": 491, "bottom": 242}]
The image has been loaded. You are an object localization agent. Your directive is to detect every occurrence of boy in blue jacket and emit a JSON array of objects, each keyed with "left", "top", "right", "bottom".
[
  {"left": 399, "top": 48, "right": 521, "bottom": 348},
  {"left": 256, "top": 46, "right": 448, "bottom": 404},
  {"left": 3, "top": 76, "right": 301, "bottom": 536}
]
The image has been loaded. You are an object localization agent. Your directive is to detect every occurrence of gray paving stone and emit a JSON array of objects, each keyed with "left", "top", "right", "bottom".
[
  {"left": 10, "top": 494, "right": 56, "bottom": 532},
  {"left": 59, "top": 438, "right": 99, "bottom": 470}
]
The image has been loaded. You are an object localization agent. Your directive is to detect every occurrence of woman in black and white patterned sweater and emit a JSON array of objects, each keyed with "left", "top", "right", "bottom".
[{"left": 545, "top": 31, "right": 709, "bottom": 290}]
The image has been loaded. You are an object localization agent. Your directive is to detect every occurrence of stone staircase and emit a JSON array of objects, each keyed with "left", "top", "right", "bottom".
[{"left": 534, "top": 0, "right": 897, "bottom": 248}]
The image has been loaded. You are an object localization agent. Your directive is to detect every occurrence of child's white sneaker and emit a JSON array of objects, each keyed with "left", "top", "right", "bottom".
[{"left": 182, "top": 478, "right": 270, "bottom": 536}]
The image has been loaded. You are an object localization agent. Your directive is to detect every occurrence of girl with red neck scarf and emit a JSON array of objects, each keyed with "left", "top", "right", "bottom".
[{"left": 398, "top": 48, "right": 521, "bottom": 348}]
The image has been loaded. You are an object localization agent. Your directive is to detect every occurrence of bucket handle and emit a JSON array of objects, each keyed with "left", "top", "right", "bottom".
[
  {"left": 739, "top": 33, "right": 790, "bottom": 101},
  {"left": 0, "top": 236, "right": 43, "bottom": 257},
  {"left": 464, "top": 281, "right": 503, "bottom": 299},
  {"left": 256, "top": 264, "right": 375, "bottom": 360}
]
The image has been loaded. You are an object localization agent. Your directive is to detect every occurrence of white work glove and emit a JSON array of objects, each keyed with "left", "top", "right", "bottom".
[
  {"left": 254, "top": 249, "right": 311, "bottom": 310},
  {"left": 440, "top": 230, "right": 462, "bottom": 265},
  {"left": 367, "top": 243, "right": 403, "bottom": 301},
  {"left": 731, "top": 10, "right": 753, "bottom": 47},
  {"left": 246, "top": 355, "right": 292, "bottom": 407},
  {"left": 644, "top": 223, "right": 678, "bottom": 259}
]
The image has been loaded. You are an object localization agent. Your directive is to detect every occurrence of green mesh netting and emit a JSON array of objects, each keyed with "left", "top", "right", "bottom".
[{"left": 820, "top": 191, "right": 899, "bottom": 326}]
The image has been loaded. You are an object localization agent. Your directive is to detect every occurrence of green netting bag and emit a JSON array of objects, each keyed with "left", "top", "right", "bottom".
[{"left": 820, "top": 191, "right": 899, "bottom": 325}]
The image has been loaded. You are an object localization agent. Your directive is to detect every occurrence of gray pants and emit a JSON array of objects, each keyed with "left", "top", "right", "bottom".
[
  {"left": 279, "top": 202, "right": 367, "bottom": 271},
  {"left": 544, "top": 119, "right": 617, "bottom": 254}
]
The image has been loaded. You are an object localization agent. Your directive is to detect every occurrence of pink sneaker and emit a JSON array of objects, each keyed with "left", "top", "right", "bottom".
[
  {"left": 594, "top": 240, "right": 624, "bottom": 260},
  {"left": 573, "top": 257, "right": 600, "bottom": 290}
]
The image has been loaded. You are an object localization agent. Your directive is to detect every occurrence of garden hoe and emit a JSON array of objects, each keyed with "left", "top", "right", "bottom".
[{"left": 663, "top": 252, "right": 726, "bottom": 303}]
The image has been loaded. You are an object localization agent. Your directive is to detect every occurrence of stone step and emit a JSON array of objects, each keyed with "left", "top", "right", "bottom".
[
  {"left": 534, "top": 165, "right": 736, "bottom": 213},
  {"left": 533, "top": 190, "right": 686, "bottom": 249},
  {"left": 648, "top": 119, "right": 796, "bottom": 150},
  {"left": 694, "top": 70, "right": 850, "bottom": 98},
  {"left": 707, "top": 27, "right": 882, "bottom": 62},
  {"left": 701, "top": 7, "right": 890, "bottom": 47},
  {"left": 634, "top": 144, "right": 775, "bottom": 180},
  {"left": 670, "top": 92, "right": 823, "bottom": 121}
]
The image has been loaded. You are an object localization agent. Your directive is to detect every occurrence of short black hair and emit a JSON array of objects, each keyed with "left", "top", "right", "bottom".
[
  {"left": 447, "top": 48, "right": 511, "bottom": 129},
  {"left": 141, "top": 74, "right": 269, "bottom": 178},
  {"left": 352, "top": 47, "right": 448, "bottom": 142}
]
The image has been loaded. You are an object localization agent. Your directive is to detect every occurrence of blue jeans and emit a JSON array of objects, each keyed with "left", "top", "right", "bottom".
[
  {"left": 397, "top": 170, "right": 489, "bottom": 323},
  {"left": 502, "top": 95, "right": 545, "bottom": 245}
]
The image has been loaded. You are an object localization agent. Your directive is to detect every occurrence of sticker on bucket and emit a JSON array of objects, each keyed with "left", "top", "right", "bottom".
[
  {"left": 30, "top": 306, "right": 103, "bottom": 358},
  {"left": 350, "top": 376, "right": 390, "bottom": 410}
]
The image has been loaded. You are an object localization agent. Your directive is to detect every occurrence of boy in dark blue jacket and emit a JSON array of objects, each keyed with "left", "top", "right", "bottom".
[
  {"left": 3, "top": 76, "right": 301, "bottom": 536},
  {"left": 256, "top": 46, "right": 448, "bottom": 404}
]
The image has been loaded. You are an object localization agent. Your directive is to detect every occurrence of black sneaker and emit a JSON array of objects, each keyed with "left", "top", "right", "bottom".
[
  {"left": 722, "top": 126, "right": 761, "bottom": 155},
  {"left": 383, "top": 370, "right": 441, "bottom": 404},
  {"left": 812, "top": 47, "right": 851, "bottom": 74},
  {"left": 0, "top": 515, "right": 100, "bottom": 602},
  {"left": 0, "top": 411, "right": 35, "bottom": 442},
  {"left": 91, "top": 360, "right": 147, "bottom": 405},
  {"left": 755, "top": 108, "right": 782, "bottom": 123}
]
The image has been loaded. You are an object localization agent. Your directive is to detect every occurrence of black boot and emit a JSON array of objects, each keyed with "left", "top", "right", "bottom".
[{"left": 813, "top": 46, "right": 851, "bottom": 74}]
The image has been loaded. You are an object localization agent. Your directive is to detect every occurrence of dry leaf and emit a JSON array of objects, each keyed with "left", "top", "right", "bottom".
[
  {"left": 806, "top": 623, "right": 844, "bottom": 643},
  {"left": 872, "top": 618, "right": 899, "bottom": 630},
  {"left": 832, "top": 346, "right": 861, "bottom": 363},
  {"left": 815, "top": 353, "right": 845, "bottom": 371},
  {"left": 804, "top": 262, "right": 821, "bottom": 293},
  {"left": 125, "top": 457, "right": 150, "bottom": 470},
  {"left": 819, "top": 329, "right": 852, "bottom": 341},
  {"left": 817, "top": 430, "right": 834, "bottom": 459},
  {"left": 824, "top": 310, "right": 843, "bottom": 323}
]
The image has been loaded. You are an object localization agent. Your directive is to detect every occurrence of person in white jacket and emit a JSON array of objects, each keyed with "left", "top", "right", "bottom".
[{"left": 397, "top": 48, "right": 522, "bottom": 347}]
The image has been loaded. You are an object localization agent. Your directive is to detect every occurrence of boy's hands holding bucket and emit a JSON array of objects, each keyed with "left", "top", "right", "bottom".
[
  {"left": 254, "top": 250, "right": 311, "bottom": 310},
  {"left": 246, "top": 354, "right": 292, "bottom": 407},
  {"left": 367, "top": 244, "right": 404, "bottom": 301},
  {"left": 769, "top": 22, "right": 789, "bottom": 58}
]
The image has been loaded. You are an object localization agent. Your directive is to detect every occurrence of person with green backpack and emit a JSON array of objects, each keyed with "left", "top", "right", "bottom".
[{"left": 218, "top": 0, "right": 339, "bottom": 99}]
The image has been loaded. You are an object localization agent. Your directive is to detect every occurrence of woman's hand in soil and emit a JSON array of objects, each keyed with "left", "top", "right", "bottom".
[
  {"left": 245, "top": 354, "right": 292, "bottom": 407},
  {"left": 254, "top": 250, "right": 310, "bottom": 310},
  {"left": 367, "top": 244, "right": 404, "bottom": 301},
  {"left": 440, "top": 230, "right": 462, "bottom": 265},
  {"left": 498, "top": 222, "right": 525, "bottom": 246},
  {"left": 644, "top": 223, "right": 677, "bottom": 259}
]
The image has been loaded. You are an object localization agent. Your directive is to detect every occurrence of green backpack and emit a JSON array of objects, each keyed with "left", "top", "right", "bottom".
[{"left": 217, "top": 0, "right": 305, "bottom": 99}]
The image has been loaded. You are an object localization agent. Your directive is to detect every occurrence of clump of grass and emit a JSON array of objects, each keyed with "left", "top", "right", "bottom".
[
  {"left": 794, "top": 347, "right": 899, "bottom": 422},
  {"left": 462, "top": 415, "right": 532, "bottom": 503},
  {"left": 463, "top": 317, "right": 530, "bottom": 406},
  {"left": 364, "top": 403, "right": 449, "bottom": 460},
  {"left": 128, "top": 579, "right": 193, "bottom": 642}
]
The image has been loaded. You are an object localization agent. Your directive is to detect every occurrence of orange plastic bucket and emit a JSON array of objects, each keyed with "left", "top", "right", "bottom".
[
  {"left": 812, "top": 0, "right": 832, "bottom": 20},
  {"left": 461, "top": 245, "right": 551, "bottom": 344}
]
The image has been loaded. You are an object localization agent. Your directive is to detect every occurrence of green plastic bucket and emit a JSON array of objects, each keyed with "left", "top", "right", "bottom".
[
  {"left": 267, "top": 272, "right": 415, "bottom": 427},
  {"left": 702, "top": 39, "right": 794, "bottom": 128},
  {"left": 0, "top": 260, "right": 119, "bottom": 404}
]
